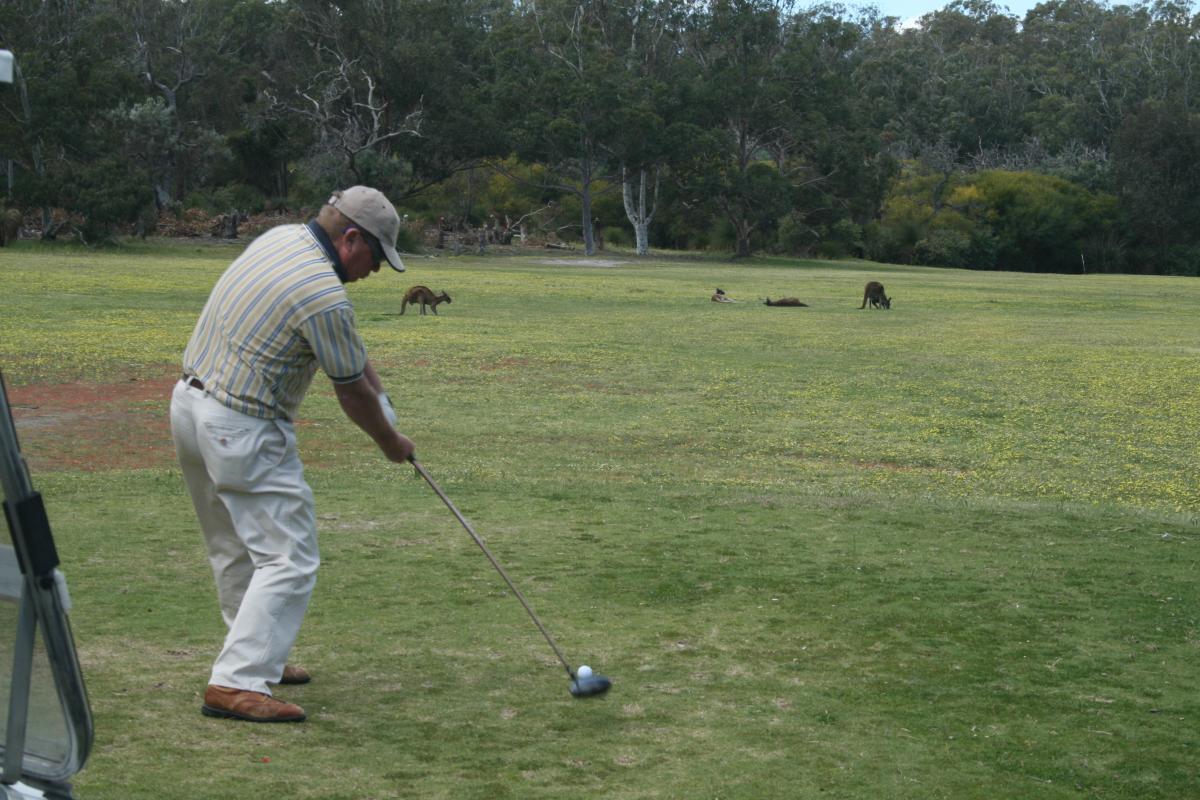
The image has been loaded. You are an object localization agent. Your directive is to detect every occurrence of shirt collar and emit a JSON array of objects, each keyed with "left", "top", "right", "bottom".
[{"left": 306, "top": 219, "right": 348, "bottom": 283}]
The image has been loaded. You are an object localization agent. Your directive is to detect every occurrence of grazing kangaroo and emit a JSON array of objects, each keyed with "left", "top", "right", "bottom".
[
  {"left": 0, "top": 208, "right": 19, "bottom": 247},
  {"left": 860, "top": 281, "right": 891, "bottom": 309},
  {"left": 763, "top": 297, "right": 808, "bottom": 307},
  {"left": 401, "top": 285, "right": 452, "bottom": 315}
]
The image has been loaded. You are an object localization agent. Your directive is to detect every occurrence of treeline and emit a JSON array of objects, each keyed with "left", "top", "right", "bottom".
[{"left": 1, "top": 0, "right": 1198, "bottom": 274}]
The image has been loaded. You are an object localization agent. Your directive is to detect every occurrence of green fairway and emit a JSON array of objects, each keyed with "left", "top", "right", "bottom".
[{"left": 1, "top": 242, "right": 1197, "bottom": 799}]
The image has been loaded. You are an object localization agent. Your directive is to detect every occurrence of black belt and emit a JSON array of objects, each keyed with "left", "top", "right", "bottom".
[{"left": 183, "top": 374, "right": 205, "bottom": 391}]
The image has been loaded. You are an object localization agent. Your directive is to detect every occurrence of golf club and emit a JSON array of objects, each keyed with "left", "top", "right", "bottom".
[{"left": 409, "top": 458, "right": 612, "bottom": 698}]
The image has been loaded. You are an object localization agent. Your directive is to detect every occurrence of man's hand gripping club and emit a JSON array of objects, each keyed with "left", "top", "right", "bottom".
[{"left": 333, "top": 362, "right": 414, "bottom": 464}]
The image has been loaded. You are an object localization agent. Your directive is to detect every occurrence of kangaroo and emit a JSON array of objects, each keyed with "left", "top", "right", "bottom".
[
  {"left": 401, "top": 285, "right": 452, "bottom": 315},
  {"left": 0, "top": 208, "right": 20, "bottom": 247},
  {"left": 763, "top": 297, "right": 808, "bottom": 307},
  {"left": 712, "top": 287, "right": 736, "bottom": 303},
  {"left": 860, "top": 281, "right": 891, "bottom": 309}
]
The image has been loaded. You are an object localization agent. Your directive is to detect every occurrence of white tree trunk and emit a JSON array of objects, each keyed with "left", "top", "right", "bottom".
[
  {"left": 580, "top": 153, "right": 596, "bottom": 256},
  {"left": 622, "top": 166, "right": 659, "bottom": 256},
  {"left": 13, "top": 62, "right": 53, "bottom": 237},
  {"left": 581, "top": 194, "right": 595, "bottom": 255}
]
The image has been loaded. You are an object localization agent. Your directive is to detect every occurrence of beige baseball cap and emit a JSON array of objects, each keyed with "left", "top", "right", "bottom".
[{"left": 328, "top": 186, "right": 405, "bottom": 272}]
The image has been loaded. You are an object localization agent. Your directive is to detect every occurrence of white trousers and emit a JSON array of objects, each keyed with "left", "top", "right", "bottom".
[{"left": 170, "top": 380, "right": 319, "bottom": 695}]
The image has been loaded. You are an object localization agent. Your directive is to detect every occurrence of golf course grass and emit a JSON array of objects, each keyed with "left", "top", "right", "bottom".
[{"left": 0, "top": 240, "right": 1196, "bottom": 798}]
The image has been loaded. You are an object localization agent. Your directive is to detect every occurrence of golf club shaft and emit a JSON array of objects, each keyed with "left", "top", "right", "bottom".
[{"left": 410, "top": 459, "right": 575, "bottom": 677}]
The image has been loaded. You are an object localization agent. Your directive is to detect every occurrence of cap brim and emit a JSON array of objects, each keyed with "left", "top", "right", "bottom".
[{"left": 383, "top": 243, "right": 405, "bottom": 273}]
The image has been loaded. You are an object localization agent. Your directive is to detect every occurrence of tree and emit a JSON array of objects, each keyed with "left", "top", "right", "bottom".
[
  {"left": 1020, "top": 0, "right": 1144, "bottom": 148},
  {"left": 263, "top": 1, "right": 425, "bottom": 196},
  {"left": 969, "top": 169, "right": 1116, "bottom": 272},
  {"left": 857, "top": 0, "right": 1027, "bottom": 154},
  {"left": 871, "top": 163, "right": 1117, "bottom": 272},
  {"left": 608, "top": 0, "right": 691, "bottom": 256},
  {"left": 0, "top": 0, "right": 153, "bottom": 237},
  {"left": 259, "top": 0, "right": 499, "bottom": 206},
  {"left": 676, "top": 0, "right": 792, "bottom": 257},
  {"left": 779, "top": 6, "right": 888, "bottom": 253},
  {"left": 491, "top": 0, "right": 634, "bottom": 255},
  {"left": 120, "top": 0, "right": 270, "bottom": 207},
  {"left": 1112, "top": 101, "right": 1200, "bottom": 274}
]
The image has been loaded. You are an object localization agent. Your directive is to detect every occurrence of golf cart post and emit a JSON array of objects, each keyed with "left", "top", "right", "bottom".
[
  {"left": 0, "top": 50, "right": 95, "bottom": 797},
  {"left": 0, "top": 367, "right": 92, "bottom": 799}
]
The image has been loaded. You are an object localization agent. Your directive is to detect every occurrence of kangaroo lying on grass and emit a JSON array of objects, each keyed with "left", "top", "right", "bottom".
[
  {"left": 763, "top": 297, "right": 808, "bottom": 307},
  {"left": 860, "top": 281, "right": 891, "bottom": 309},
  {"left": 401, "top": 285, "right": 452, "bottom": 315},
  {"left": 712, "top": 288, "right": 737, "bottom": 303}
]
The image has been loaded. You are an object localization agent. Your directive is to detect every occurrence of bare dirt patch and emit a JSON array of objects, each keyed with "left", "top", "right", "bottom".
[
  {"left": 855, "top": 459, "right": 967, "bottom": 476},
  {"left": 477, "top": 357, "right": 531, "bottom": 372},
  {"left": 539, "top": 258, "right": 628, "bottom": 268},
  {"left": 9, "top": 371, "right": 178, "bottom": 472}
]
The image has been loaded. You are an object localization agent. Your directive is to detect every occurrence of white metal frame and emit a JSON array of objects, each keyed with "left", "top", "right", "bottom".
[{"left": 0, "top": 371, "right": 93, "bottom": 798}]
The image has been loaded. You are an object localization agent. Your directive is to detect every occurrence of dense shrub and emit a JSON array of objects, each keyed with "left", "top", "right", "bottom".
[
  {"left": 824, "top": 219, "right": 865, "bottom": 258},
  {"left": 1156, "top": 245, "right": 1200, "bottom": 277},
  {"left": 914, "top": 228, "right": 974, "bottom": 268},
  {"left": 970, "top": 171, "right": 1116, "bottom": 273},
  {"left": 184, "top": 184, "right": 267, "bottom": 215},
  {"left": 1112, "top": 103, "right": 1200, "bottom": 273},
  {"left": 65, "top": 158, "right": 155, "bottom": 244},
  {"left": 774, "top": 215, "right": 816, "bottom": 255},
  {"left": 871, "top": 166, "right": 1117, "bottom": 272}
]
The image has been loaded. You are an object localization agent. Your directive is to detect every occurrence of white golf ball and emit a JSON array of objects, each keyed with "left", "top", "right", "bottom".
[{"left": 577, "top": 665, "right": 593, "bottom": 679}]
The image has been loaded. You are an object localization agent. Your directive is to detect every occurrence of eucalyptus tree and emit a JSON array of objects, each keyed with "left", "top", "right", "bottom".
[
  {"left": 928, "top": 0, "right": 1025, "bottom": 149},
  {"left": 1132, "top": 0, "right": 1200, "bottom": 109},
  {"left": 1102, "top": 3, "right": 1200, "bottom": 273},
  {"left": 1112, "top": 101, "right": 1200, "bottom": 273},
  {"left": 501, "top": 0, "right": 693, "bottom": 256},
  {"left": 1019, "top": 0, "right": 1146, "bottom": 148},
  {"left": 392, "top": 1, "right": 509, "bottom": 199},
  {"left": 676, "top": 0, "right": 794, "bottom": 257},
  {"left": 776, "top": 5, "right": 887, "bottom": 247},
  {"left": 0, "top": 0, "right": 149, "bottom": 236},
  {"left": 857, "top": 0, "right": 1026, "bottom": 156},
  {"left": 490, "top": 0, "right": 633, "bottom": 255},
  {"left": 266, "top": 0, "right": 500, "bottom": 204},
  {"left": 604, "top": 0, "right": 692, "bottom": 255},
  {"left": 674, "top": 0, "right": 868, "bottom": 258},
  {"left": 114, "top": 0, "right": 277, "bottom": 208},
  {"left": 1023, "top": 0, "right": 1200, "bottom": 141}
]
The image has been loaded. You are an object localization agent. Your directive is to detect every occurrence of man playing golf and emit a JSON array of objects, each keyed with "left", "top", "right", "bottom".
[{"left": 170, "top": 186, "right": 415, "bottom": 722}]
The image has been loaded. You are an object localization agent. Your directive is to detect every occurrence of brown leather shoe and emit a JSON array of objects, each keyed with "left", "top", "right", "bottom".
[
  {"left": 278, "top": 664, "right": 311, "bottom": 685},
  {"left": 201, "top": 685, "right": 306, "bottom": 723}
]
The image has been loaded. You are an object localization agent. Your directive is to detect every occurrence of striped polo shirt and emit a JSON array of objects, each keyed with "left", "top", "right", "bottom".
[{"left": 182, "top": 223, "right": 367, "bottom": 421}]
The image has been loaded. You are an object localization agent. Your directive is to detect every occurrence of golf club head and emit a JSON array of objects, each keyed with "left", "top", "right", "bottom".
[{"left": 569, "top": 673, "right": 612, "bottom": 698}]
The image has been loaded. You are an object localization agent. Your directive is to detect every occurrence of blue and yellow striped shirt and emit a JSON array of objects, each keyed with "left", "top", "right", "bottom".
[{"left": 182, "top": 224, "right": 367, "bottom": 421}]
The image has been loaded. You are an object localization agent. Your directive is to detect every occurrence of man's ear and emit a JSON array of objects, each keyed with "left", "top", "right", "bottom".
[{"left": 334, "top": 228, "right": 357, "bottom": 259}]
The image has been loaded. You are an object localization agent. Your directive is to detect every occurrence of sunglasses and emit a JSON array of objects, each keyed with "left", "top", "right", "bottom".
[{"left": 346, "top": 226, "right": 385, "bottom": 266}]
